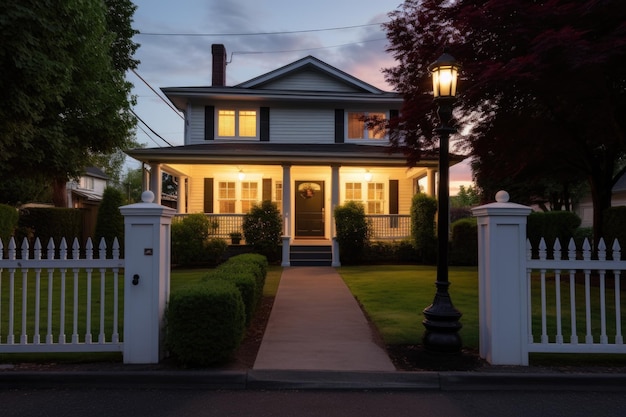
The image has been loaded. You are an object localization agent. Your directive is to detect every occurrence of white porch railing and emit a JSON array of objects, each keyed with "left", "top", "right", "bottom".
[
  {"left": 174, "top": 213, "right": 244, "bottom": 239},
  {"left": 526, "top": 237, "right": 626, "bottom": 354},
  {"left": 175, "top": 213, "right": 411, "bottom": 241},
  {"left": 0, "top": 237, "right": 124, "bottom": 353},
  {"left": 367, "top": 215, "right": 411, "bottom": 240}
]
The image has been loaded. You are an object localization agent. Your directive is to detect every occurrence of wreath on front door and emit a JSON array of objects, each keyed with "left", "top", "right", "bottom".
[{"left": 298, "top": 182, "right": 320, "bottom": 199}]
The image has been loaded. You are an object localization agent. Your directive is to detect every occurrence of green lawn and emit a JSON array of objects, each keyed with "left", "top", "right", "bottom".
[
  {"left": 3, "top": 264, "right": 624, "bottom": 367},
  {"left": 338, "top": 265, "right": 479, "bottom": 348}
]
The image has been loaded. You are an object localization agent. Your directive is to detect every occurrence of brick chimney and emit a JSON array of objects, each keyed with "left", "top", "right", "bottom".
[{"left": 212, "top": 44, "right": 227, "bottom": 86}]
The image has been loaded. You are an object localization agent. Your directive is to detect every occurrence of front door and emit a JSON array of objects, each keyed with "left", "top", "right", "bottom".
[{"left": 295, "top": 181, "right": 324, "bottom": 238}]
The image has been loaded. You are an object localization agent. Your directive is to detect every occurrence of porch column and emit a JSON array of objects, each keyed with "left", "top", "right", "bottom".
[
  {"left": 427, "top": 168, "right": 436, "bottom": 197},
  {"left": 149, "top": 163, "right": 162, "bottom": 205},
  {"left": 177, "top": 176, "right": 187, "bottom": 214},
  {"left": 281, "top": 164, "right": 292, "bottom": 267},
  {"left": 331, "top": 164, "right": 341, "bottom": 267}
]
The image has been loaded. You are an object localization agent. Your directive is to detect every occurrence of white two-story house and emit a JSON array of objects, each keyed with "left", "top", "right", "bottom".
[{"left": 126, "top": 44, "right": 453, "bottom": 265}]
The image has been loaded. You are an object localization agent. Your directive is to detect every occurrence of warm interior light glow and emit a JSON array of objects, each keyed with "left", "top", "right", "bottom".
[{"left": 238, "top": 171, "right": 245, "bottom": 181}]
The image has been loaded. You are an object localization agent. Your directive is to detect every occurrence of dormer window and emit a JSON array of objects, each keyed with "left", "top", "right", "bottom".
[
  {"left": 347, "top": 112, "right": 386, "bottom": 140},
  {"left": 217, "top": 109, "right": 257, "bottom": 138}
]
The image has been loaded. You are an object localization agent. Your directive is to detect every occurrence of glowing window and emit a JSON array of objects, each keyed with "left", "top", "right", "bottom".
[
  {"left": 347, "top": 112, "right": 386, "bottom": 140},
  {"left": 217, "top": 109, "right": 257, "bottom": 138}
]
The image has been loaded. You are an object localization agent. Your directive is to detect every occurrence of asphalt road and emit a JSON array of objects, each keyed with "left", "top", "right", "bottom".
[{"left": 2, "top": 388, "right": 626, "bottom": 417}]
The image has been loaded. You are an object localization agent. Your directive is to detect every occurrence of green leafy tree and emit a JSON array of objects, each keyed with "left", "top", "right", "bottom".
[
  {"left": 451, "top": 185, "right": 480, "bottom": 208},
  {"left": 0, "top": 0, "right": 139, "bottom": 207},
  {"left": 120, "top": 167, "right": 144, "bottom": 204},
  {"left": 383, "top": 0, "right": 626, "bottom": 242}
]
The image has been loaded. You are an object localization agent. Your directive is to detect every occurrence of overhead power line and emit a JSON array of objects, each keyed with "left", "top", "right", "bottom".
[
  {"left": 131, "top": 69, "right": 184, "bottom": 119},
  {"left": 131, "top": 109, "right": 175, "bottom": 147},
  {"left": 136, "top": 22, "right": 385, "bottom": 37}
]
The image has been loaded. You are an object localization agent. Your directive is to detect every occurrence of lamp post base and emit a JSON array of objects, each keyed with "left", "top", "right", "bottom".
[{"left": 422, "top": 287, "right": 463, "bottom": 353}]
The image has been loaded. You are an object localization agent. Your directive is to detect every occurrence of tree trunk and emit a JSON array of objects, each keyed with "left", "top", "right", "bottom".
[
  {"left": 589, "top": 173, "right": 613, "bottom": 249},
  {"left": 52, "top": 177, "right": 68, "bottom": 207}
]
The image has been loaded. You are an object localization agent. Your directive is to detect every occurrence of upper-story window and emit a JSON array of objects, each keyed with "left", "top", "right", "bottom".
[
  {"left": 347, "top": 112, "right": 386, "bottom": 140},
  {"left": 81, "top": 177, "right": 95, "bottom": 190},
  {"left": 218, "top": 109, "right": 257, "bottom": 138}
]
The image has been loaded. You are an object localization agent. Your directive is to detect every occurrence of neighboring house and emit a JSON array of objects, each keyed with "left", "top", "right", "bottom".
[
  {"left": 575, "top": 172, "right": 626, "bottom": 228},
  {"left": 126, "top": 44, "right": 458, "bottom": 264},
  {"left": 67, "top": 166, "right": 109, "bottom": 240}
]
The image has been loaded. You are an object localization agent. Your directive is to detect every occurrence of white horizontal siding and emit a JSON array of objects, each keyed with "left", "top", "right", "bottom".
[
  {"left": 260, "top": 70, "right": 361, "bottom": 93},
  {"left": 270, "top": 108, "right": 335, "bottom": 143}
]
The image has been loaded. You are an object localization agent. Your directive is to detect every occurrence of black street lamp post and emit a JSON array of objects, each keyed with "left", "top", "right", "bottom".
[{"left": 422, "top": 52, "right": 463, "bottom": 353}]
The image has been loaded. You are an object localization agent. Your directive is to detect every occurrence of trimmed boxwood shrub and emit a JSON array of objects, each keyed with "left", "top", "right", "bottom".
[
  {"left": 202, "top": 253, "right": 269, "bottom": 325},
  {"left": 334, "top": 201, "right": 369, "bottom": 264},
  {"left": 0, "top": 204, "right": 18, "bottom": 244},
  {"left": 165, "top": 280, "right": 245, "bottom": 367},
  {"left": 449, "top": 217, "right": 478, "bottom": 266},
  {"left": 172, "top": 214, "right": 228, "bottom": 266},
  {"left": 242, "top": 200, "right": 282, "bottom": 261},
  {"left": 411, "top": 193, "right": 437, "bottom": 264}
]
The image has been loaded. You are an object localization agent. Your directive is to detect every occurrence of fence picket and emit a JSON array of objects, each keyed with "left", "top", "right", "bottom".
[{"left": 1, "top": 235, "right": 123, "bottom": 353}]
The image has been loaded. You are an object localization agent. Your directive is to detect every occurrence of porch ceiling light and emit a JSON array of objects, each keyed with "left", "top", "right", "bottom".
[
  {"left": 238, "top": 171, "right": 246, "bottom": 181},
  {"left": 364, "top": 170, "right": 372, "bottom": 182},
  {"left": 428, "top": 52, "right": 460, "bottom": 99}
]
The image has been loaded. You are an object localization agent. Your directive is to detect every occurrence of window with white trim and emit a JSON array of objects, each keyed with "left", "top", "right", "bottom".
[
  {"left": 217, "top": 109, "right": 257, "bottom": 138},
  {"left": 275, "top": 181, "right": 283, "bottom": 213},
  {"left": 347, "top": 112, "right": 386, "bottom": 140},
  {"left": 241, "top": 181, "right": 258, "bottom": 213},
  {"left": 218, "top": 181, "right": 236, "bottom": 213},
  {"left": 345, "top": 182, "right": 362, "bottom": 201},
  {"left": 367, "top": 182, "right": 385, "bottom": 214}
]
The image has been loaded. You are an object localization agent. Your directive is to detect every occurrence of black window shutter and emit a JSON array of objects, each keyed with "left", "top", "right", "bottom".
[
  {"left": 205, "top": 106, "right": 215, "bottom": 141},
  {"left": 260, "top": 107, "right": 270, "bottom": 141},
  {"left": 203, "top": 178, "right": 214, "bottom": 213},
  {"left": 334, "top": 109, "right": 344, "bottom": 143},
  {"left": 262, "top": 178, "right": 272, "bottom": 201},
  {"left": 389, "top": 180, "right": 399, "bottom": 228}
]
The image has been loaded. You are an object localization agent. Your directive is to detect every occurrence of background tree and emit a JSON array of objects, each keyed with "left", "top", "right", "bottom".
[
  {"left": 0, "top": 0, "right": 139, "bottom": 207},
  {"left": 383, "top": 0, "right": 626, "bottom": 241},
  {"left": 94, "top": 187, "right": 125, "bottom": 256},
  {"left": 120, "top": 167, "right": 144, "bottom": 204}
]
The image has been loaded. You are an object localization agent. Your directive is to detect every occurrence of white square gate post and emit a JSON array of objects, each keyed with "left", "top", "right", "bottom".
[
  {"left": 120, "top": 191, "right": 175, "bottom": 364},
  {"left": 472, "top": 191, "right": 532, "bottom": 365}
]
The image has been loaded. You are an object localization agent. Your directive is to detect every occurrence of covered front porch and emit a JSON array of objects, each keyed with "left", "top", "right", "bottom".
[{"left": 127, "top": 143, "right": 447, "bottom": 266}]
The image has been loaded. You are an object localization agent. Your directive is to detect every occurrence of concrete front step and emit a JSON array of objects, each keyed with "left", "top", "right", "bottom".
[{"left": 290, "top": 245, "right": 332, "bottom": 266}]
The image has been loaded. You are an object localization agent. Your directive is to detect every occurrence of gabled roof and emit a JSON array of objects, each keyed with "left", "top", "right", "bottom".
[
  {"left": 161, "top": 55, "right": 401, "bottom": 110},
  {"left": 235, "top": 55, "right": 385, "bottom": 94},
  {"left": 84, "top": 166, "right": 109, "bottom": 180}
]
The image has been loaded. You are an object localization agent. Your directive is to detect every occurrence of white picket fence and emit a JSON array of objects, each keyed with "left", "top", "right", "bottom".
[
  {"left": 0, "top": 236, "right": 124, "bottom": 353},
  {"left": 473, "top": 193, "right": 626, "bottom": 365},
  {"left": 526, "top": 237, "right": 626, "bottom": 354}
]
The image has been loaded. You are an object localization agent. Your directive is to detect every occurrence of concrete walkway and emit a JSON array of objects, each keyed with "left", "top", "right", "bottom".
[{"left": 253, "top": 267, "right": 396, "bottom": 371}]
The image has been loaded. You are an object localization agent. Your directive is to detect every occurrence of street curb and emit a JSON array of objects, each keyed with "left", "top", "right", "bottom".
[
  {"left": 2, "top": 370, "right": 626, "bottom": 391},
  {"left": 246, "top": 370, "right": 440, "bottom": 390}
]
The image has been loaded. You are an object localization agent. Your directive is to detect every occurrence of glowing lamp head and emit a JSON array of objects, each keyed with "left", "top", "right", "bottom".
[{"left": 428, "top": 52, "right": 460, "bottom": 99}]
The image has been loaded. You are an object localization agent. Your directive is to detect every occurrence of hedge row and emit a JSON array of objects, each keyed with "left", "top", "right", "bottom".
[
  {"left": 165, "top": 253, "right": 268, "bottom": 367},
  {"left": 0, "top": 204, "right": 18, "bottom": 244}
]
